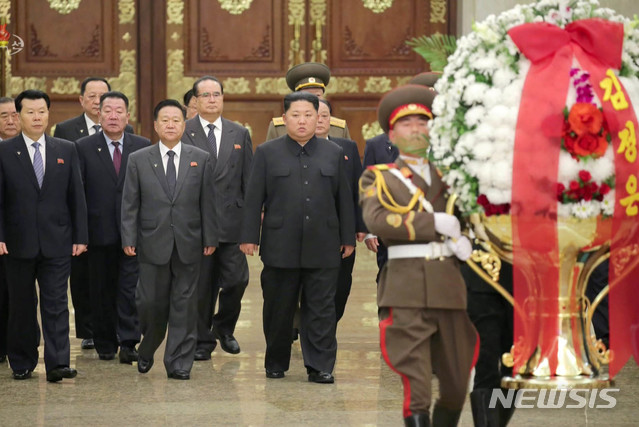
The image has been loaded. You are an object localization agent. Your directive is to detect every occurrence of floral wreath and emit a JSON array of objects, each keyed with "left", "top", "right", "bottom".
[{"left": 429, "top": 0, "right": 639, "bottom": 218}]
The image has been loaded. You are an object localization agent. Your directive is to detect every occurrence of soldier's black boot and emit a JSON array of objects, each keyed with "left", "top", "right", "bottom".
[
  {"left": 470, "top": 389, "right": 499, "bottom": 427},
  {"left": 404, "top": 413, "right": 430, "bottom": 427},
  {"left": 432, "top": 405, "right": 461, "bottom": 427},
  {"left": 497, "top": 388, "right": 516, "bottom": 426}
]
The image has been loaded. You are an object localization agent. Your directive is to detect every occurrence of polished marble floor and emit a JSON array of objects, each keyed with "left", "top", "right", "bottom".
[{"left": 0, "top": 244, "right": 637, "bottom": 426}]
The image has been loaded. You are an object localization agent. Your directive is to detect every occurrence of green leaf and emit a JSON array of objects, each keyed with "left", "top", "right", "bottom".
[{"left": 406, "top": 33, "right": 457, "bottom": 72}]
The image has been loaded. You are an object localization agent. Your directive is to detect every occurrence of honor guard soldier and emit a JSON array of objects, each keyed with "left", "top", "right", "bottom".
[
  {"left": 359, "top": 85, "right": 478, "bottom": 427},
  {"left": 265, "top": 62, "right": 350, "bottom": 141}
]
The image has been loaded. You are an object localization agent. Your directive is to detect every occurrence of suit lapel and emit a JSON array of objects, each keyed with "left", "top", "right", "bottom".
[
  {"left": 172, "top": 145, "right": 192, "bottom": 201},
  {"left": 215, "top": 119, "right": 233, "bottom": 174},
  {"left": 96, "top": 133, "right": 119, "bottom": 183},
  {"left": 75, "top": 116, "right": 88, "bottom": 139},
  {"left": 40, "top": 136, "right": 58, "bottom": 194},
  {"left": 148, "top": 145, "right": 172, "bottom": 200},
  {"left": 13, "top": 136, "right": 40, "bottom": 190},
  {"left": 185, "top": 118, "right": 209, "bottom": 152}
]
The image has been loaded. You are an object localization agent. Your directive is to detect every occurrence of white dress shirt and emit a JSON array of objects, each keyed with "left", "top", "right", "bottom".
[
  {"left": 198, "top": 115, "right": 222, "bottom": 157},
  {"left": 23, "top": 132, "right": 47, "bottom": 174},
  {"left": 84, "top": 114, "right": 100, "bottom": 135},
  {"left": 159, "top": 141, "right": 182, "bottom": 179}
]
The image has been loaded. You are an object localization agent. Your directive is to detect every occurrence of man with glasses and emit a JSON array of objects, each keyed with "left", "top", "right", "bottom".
[{"left": 182, "top": 76, "right": 253, "bottom": 361}]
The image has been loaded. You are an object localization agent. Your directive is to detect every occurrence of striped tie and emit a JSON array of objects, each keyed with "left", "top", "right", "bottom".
[
  {"left": 207, "top": 124, "right": 217, "bottom": 159},
  {"left": 32, "top": 142, "right": 44, "bottom": 188}
]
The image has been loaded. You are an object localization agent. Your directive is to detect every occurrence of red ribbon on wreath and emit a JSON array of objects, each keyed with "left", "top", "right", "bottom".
[{"left": 509, "top": 18, "right": 639, "bottom": 378}]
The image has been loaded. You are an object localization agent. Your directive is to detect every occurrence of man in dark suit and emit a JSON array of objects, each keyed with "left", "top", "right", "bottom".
[
  {"left": 182, "top": 76, "right": 253, "bottom": 360},
  {"left": 362, "top": 133, "right": 397, "bottom": 282},
  {"left": 240, "top": 91, "right": 355, "bottom": 383},
  {"left": 0, "top": 96, "right": 21, "bottom": 364},
  {"left": 315, "top": 99, "right": 365, "bottom": 322},
  {"left": 76, "top": 91, "right": 150, "bottom": 363},
  {"left": 121, "top": 99, "right": 218, "bottom": 380},
  {"left": 0, "top": 90, "right": 88, "bottom": 382},
  {"left": 53, "top": 76, "right": 134, "bottom": 350}
]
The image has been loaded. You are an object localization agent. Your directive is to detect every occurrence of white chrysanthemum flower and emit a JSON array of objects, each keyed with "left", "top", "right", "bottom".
[
  {"left": 429, "top": 0, "right": 638, "bottom": 215},
  {"left": 601, "top": 192, "right": 615, "bottom": 216},
  {"left": 571, "top": 200, "right": 600, "bottom": 219}
]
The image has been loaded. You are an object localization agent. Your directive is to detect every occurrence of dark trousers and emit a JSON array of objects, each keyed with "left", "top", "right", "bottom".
[
  {"left": 5, "top": 254, "right": 72, "bottom": 372},
  {"left": 0, "top": 258, "right": 7, "bottom": 357},
  {"left": 375, "top": 242, "right": 388, "bottom": 284},
  {"left": 379, "top": 307, "right": 477, "bottom": 417},
  {"left": 467, "top": 292, "right": 513, "bottom": 389},
  {"left": 70, "top": 252, "right": 92, "bottom": 338},
  {"left": 136, "top": 249, "right": 200, "bottom": 374},
  {"left": 196, "top": 242, "right": 249, "bottom": 352},
  {"left": 261, "top": 265, "right": 338, "bottom": 373},
  {"left": 88, "top": 244, "right": 140, "bottom": 355},
  {"left": 335, "top": 250, "right": 356, "bottom": 322}
]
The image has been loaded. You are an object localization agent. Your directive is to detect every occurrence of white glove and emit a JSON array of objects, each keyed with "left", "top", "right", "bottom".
[
  {"left": 446, "top": 236, "right": 472, "bottom": 261},
  {"left": 433, "top": 213, "right": 461, "bottom": 240}
]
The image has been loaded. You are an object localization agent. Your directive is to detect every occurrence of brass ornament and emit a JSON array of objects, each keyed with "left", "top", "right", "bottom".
[
  {"left": 47, "top": 0, "right": 81, "bottom": 15},
  {"left": 119, "top": 0, "right": 135, "bottom": 24},
  {"left": 166, "top": 49, "right": 196, "bottom": 101},
  {"left": 122, "top": 32, "right": 132, "bottom": 42},
  {"left": 222, "top": 78, "right": 251, "bottom": 94},
  {"left": 325, "top": 77, "right": 359, "bottom": 94},
  {"left": 167, "top": 0, "right": 184, "bottom": 25},
  {"left": 386, "top": 213, "right": 402, "bottom": 228},
  {"left": 361, "top": 121, "right": 383, "bottom": 141},
  {"left": 218, "top": 0, "right": 254, "bottom": 15},
  {"left": 109, "top": 49, "right": 137, "bottom": 120},
  {"left": 0, "top": 0, "right": 10, "bottom": 23},
  {"left": 362, "top": 0, "right": 393, "bottom": 14},
  {"left": 254, "top": 77, "right": 289, "bottom": 95},
  {"left": 430, "top": 0, "right": 447, "bottom": 24},
  {"left": 364, "top": 77, "right": 392, "bottom": 93},
  {"left": 51, "top": 77, "right": 80, "bottom": 95}
]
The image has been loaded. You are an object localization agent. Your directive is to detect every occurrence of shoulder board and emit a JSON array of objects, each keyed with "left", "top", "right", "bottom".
[
  {"left": 330, "top": 116, "right": 346, "bottom": 128},
  {"left": 366, "top": 163, "right": 397, "bottom": 171},
  {"left": 272, "top": 117, "right": 285, "bottom": 126}
]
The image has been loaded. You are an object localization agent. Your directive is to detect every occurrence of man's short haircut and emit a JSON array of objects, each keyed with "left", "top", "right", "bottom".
[
  {"left": 100, "top": 91, "right": 129, "bottom": 110},
  {"left": 183, "top": 89, "right": 194, "bottom": 106},
  {"left": 192, "top": 76, "right": 224, "bottom": 96},
  {"left": 318, "top": 98, "right": 332, "bottom": 115},
  {"left": 0, "top": 97, "right": 14, "bottom": 106},
  {"left": 81, "top": 77, "right": 111, "bottom": 95},
  {"left": 153, "top": 99, "right": 186, "bottom": 120},
  {"left": 283, "top": 91, "right": 319, "bottom": 113},
  {"left": 15, "top": 90, "right": 51, "bottom": 113}
]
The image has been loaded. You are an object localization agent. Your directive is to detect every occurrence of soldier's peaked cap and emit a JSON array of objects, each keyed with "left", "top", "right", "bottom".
[
  {"left": 286, "top": 62, "right": 331, "bottom": 92},
  {"left": 377, "top": 84, "right": 436, "bottom": 134},
  {"left": 408, "top": 71, "right": 442, "bottom": 89}
]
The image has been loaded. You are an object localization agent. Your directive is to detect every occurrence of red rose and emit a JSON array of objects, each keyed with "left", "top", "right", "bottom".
[
  {"left": 599, "top": 183, "right": 611, "bottom": 195},
  {"left": 578, "top": 170, "right": 591, "bottom": 182},
  {"left": 568, "top": 103, "right": 603, "bottom": 136},
  {"left": 569, "top": 180, "right": 580, "bottom": 191},
  {"left": 573, "top": 133, "right": 607, "bottom": 158},
  {"left": 477, "top": 194, "right": 489, "bottom": 207}
]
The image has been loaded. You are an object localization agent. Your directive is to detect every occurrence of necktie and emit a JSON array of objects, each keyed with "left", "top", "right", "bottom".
[
  {"left": 92, "top": 124, "right": 101, "bottom": 135},
  {"left": 166, "top": 150, "right": 176, "bottom": 197},
  {"left": 207, "top": 124, "right": 217, "bottom": 159},
  {"left": 112, "top": 141, "right": 121, "bottom": 175},
  {"left": 32, "top": 142, "right": 44, "bottom": 188}
]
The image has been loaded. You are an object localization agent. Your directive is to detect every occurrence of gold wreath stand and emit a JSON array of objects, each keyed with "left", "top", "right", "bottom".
[{"left": 447, "top": 195, "right": 611, "bottom": 389}]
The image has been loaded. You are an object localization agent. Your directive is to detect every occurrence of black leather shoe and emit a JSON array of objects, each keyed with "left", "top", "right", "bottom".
[
  {"left": 167, "top": 370, "right": 190, "bottom": 380},
  {"left": 194, "top": 348, "right": 211, "bottom": 361},
  {"left": 137, "top": 357, "right": 153, "bottom": 374},
  {"left": 81, "top": 338, "right": 95, "bottom": 349},
  {"left": 98, "top": 352, "right": 116, "bottom": 360},
  {"left": 404, "top": 413, "right": 430, "bottom": 427},
  {"left": 12, "top": 369, "right": 32, "bottom": 380},
  {"left": 308, "top": 371, "right": 334, "bottom": 384},
  {"left": 213, "top": 329, "right": 240, "bottom": 354},
  {"left": 119, "top": 347, "right": 139, "bottom": 364},
  {"left": 265, "top": 370, "right": 285, "bottom": 379},
  {"left": 46, "top": 367, "right": 77, "bottom": 382}
]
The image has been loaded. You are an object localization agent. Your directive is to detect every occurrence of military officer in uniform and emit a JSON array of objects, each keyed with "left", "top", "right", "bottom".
[
  {"left": 265, "top": 62, "right": 350, "bottom": 141},
  {"left": 359, "top": 85, "right": 477, "bottom": 427}
]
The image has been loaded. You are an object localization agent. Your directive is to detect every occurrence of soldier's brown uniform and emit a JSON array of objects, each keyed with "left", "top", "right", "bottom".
[{"left": 360, "top": 159, "right": 477, "bottom": 420}]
